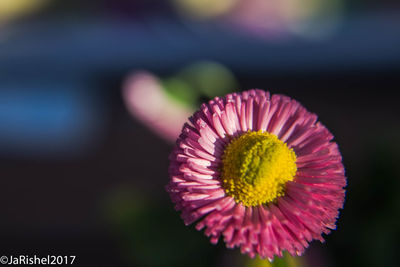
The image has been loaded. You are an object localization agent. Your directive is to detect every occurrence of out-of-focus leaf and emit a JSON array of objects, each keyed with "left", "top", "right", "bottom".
[
  {"left": 176, "top": 61, "right": 238, "bottom": 99},
  {"left": 161, "top": 61, "right": 238, "bottom": 109},
  {"left": 162, "top": 77, "right": 198, "bottom": 108}
]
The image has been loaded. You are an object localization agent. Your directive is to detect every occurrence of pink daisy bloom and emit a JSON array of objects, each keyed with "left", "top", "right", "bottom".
[{"left": 166, "top": 89, "right": 346, "bottom": 260}]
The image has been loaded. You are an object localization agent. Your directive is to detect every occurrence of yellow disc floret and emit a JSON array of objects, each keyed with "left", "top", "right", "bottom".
[{"left": 221, "top": 131, "right": 297, "bottom": 207}]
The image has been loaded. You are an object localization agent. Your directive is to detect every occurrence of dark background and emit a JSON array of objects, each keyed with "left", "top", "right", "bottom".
[{"left": 0, "top": 1, "right": 399, "bottom": 266}]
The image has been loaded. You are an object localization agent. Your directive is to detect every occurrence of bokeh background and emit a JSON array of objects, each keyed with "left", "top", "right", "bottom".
[{"left": 1, "top": 1, "right": 399, "bottom": 266}]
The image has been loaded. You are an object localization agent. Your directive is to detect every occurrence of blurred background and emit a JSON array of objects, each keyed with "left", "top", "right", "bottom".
[{"left": 0, "top": 0, "right": 399, "bottom": 266}]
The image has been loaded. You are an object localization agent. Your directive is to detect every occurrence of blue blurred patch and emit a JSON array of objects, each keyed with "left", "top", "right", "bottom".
[{"left": 0, "top": 85, "right": 105, "bottom": 158}]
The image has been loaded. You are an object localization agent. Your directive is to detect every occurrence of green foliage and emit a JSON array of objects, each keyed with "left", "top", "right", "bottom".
[{"left": 162, "top": 61, "right": 238, "bottom": 108}]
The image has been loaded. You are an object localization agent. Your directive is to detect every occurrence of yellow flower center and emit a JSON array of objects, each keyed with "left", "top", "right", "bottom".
[{"left": 221, "top": 131, "right": 297, "bottom": 207}]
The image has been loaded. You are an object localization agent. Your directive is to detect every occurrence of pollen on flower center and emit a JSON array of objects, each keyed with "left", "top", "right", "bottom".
[{"left": 221, "top": 131, "right": 297, "bottom": 207}]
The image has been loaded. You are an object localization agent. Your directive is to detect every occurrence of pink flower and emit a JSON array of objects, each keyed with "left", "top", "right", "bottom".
[{"left": 167, "top": 89, "right": 346, "bottom": 259}]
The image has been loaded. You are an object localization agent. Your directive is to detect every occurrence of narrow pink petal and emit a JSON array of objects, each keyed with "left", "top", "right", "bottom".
[{"left": 245, "top": 97, "right": 254, "bottom": 130}]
